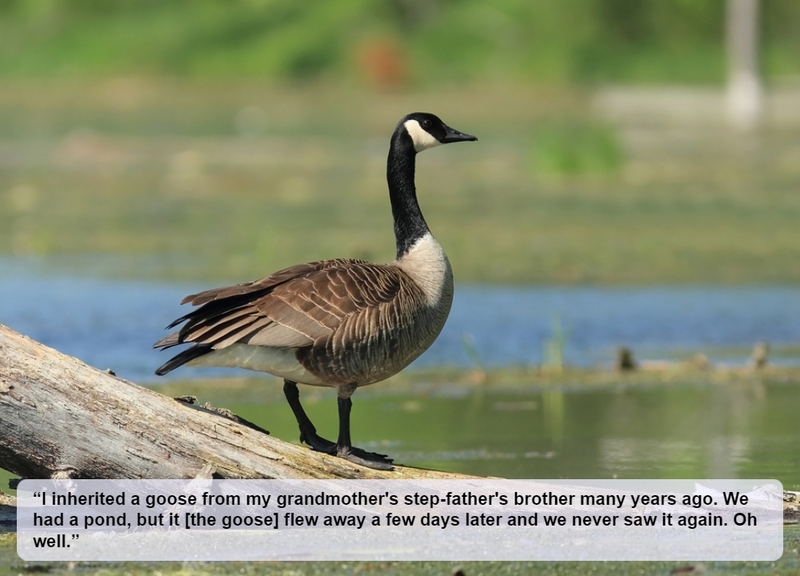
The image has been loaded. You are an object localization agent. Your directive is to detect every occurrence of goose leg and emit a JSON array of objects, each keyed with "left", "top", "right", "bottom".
[
  {"left": 282, "top": 379, "right": 335, "bottom": 453},
  {"left": 335, "top": 396, "right": 394, "bottom": 470}
]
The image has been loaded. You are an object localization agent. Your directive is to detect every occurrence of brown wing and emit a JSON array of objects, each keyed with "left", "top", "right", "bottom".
[
  {"left": 154, "top": 259, "right": 409, "bottom": 375},
  {"left": 179, "top": 260, "right": 344, "bottom": 307}
]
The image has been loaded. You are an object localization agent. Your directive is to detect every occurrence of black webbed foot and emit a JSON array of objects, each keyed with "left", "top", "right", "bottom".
[
  {"left": 284, "top": 379, "right": 335, "bottom": 451},
  {"left": 298, "top": 425, "right": 336, "bottom": 454},
  {"left": 336, "top": 445, "right": 394, "bottom": 470},
  {"left": 283, "top": 379, "right": 395, "bottom": 470}
]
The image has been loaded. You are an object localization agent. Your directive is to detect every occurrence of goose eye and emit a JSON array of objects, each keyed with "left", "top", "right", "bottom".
[{"left": 421, "top": 119, "right": 432, "bottom": 130}]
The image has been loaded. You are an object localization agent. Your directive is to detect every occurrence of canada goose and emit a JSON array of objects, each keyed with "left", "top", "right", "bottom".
[{"left": 154, "top": 112, "right": 476, "bottom": 469}]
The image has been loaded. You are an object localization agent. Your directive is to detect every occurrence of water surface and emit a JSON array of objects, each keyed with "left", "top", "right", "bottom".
[
  {"left": 228, "top": 378, "right": 800, "bottom": 489},
  {"left": 2, "top": 263, "right": 799, "bottom": 381},
  {"left": 1, "top": 262, "right": 798, "bottom": 488}
]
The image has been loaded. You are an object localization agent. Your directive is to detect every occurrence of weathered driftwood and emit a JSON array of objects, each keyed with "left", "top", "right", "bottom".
[
  {"left": 785, "top": 490, "right": 800, "bottom": 525},
  {"left": 0, "top": 323, "right": 473, "bottom": 482},
  {"left": 3, "top": 323, "right": 797, "bottom": 532}
]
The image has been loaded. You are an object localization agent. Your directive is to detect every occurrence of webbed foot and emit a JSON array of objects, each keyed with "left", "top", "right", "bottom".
[{"left": 336, "top": 445, "right": 394, "bottom": 470}]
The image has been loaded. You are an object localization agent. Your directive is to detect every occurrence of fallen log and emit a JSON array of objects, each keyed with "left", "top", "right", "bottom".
[
  {"left": 0, "top": 323, "right": 472, "bottom": 481},
  {"left": 4, "top": 323, "right": 797, "bottom": 533}
]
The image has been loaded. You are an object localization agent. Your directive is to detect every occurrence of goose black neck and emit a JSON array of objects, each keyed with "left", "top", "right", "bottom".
[{"left": 387, "top": 132, "right": 429, "bottom": 259}]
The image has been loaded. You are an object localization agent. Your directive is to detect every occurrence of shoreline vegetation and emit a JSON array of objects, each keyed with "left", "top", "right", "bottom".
[
  {"left": 2, "top": 80, "right": 800, "bottom": 285},
  {"left": 151, "top": 362, "right": 800, "bottom": 406}
]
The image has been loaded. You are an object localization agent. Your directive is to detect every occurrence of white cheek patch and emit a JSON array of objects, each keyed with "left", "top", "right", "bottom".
[{"left": 404, "top": 119, "right": 441, "bottom": 152}]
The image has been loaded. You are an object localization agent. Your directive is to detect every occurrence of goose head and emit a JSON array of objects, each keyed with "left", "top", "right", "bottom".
[{"left": 399, "top": 112, "right": 477, "bottom": 153}]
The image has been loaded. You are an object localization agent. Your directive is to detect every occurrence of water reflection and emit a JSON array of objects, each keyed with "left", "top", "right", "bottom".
[{"left": 228, "top": 379, "right": 799, "bottom": 488}]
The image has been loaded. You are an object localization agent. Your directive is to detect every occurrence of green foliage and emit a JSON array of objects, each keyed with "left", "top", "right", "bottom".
[
  {"left": 531, "top": 121, "right": 623, "bottom": 177},
  {"left": 0, "top": 0, "right": 798, "bottom": 82},
  {"left": 461, "top": 333, "right": 485, "bottom": 372},
  {"left": 2, "top": 82, "right": 800, "bottom": 285},
  {"left": 0, "top": 0, "right": 376, "bottom": 78},
  {"left": 542, "top": 316, "right": 568, "bottom": 372}
]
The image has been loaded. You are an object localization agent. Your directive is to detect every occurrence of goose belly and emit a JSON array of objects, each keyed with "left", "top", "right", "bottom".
[{"left": 186, "top": 344, "right": 326, "bottom": 386}]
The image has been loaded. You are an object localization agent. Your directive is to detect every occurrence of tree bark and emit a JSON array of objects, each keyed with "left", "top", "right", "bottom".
[{"left": 0, "top": 323, "right": 472, "bottom": 481}]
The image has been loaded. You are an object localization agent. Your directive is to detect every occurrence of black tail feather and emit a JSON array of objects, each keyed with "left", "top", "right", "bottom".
[
  {"left": 155, "top": 345, "right": 213, "bottom": 376},
  {"left": 166, "top": 289, "right": 273, "bottom": 331}
]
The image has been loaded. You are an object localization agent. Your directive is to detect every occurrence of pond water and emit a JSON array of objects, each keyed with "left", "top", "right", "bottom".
[
  {"left": 230, "top": 378, "right": 800, "bottom": 489},
  {"left": 2, "top": 260, "right": 800, "bottom": 382},
  {"left": 1, "top": 260, "right": 799, "bottom": 488}
]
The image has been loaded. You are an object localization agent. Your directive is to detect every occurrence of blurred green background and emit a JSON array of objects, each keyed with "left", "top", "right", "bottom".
[
  {"left": 3, "top": 3, "right": 800, "bottom": 574},
  {"left": 1, "top": 0, "right": 800, "bottom": 83},
  {"left": 1, "top": 0, "right": 799, "bottom": 284}
]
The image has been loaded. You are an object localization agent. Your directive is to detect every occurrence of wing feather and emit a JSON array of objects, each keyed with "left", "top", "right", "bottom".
[
  {"left": 245, "top": 322, "right": 315, "bottom": 348},
  {"left": 182, "top": 306, "right": 254, "bottom": 342},
  {"left": 155, "top": 259, "right": 407, "bottom": 366}
]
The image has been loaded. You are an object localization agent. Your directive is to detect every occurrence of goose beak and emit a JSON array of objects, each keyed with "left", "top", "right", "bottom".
[{"left": 441, "top": 125, "right": 477, "bottom": 144}]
